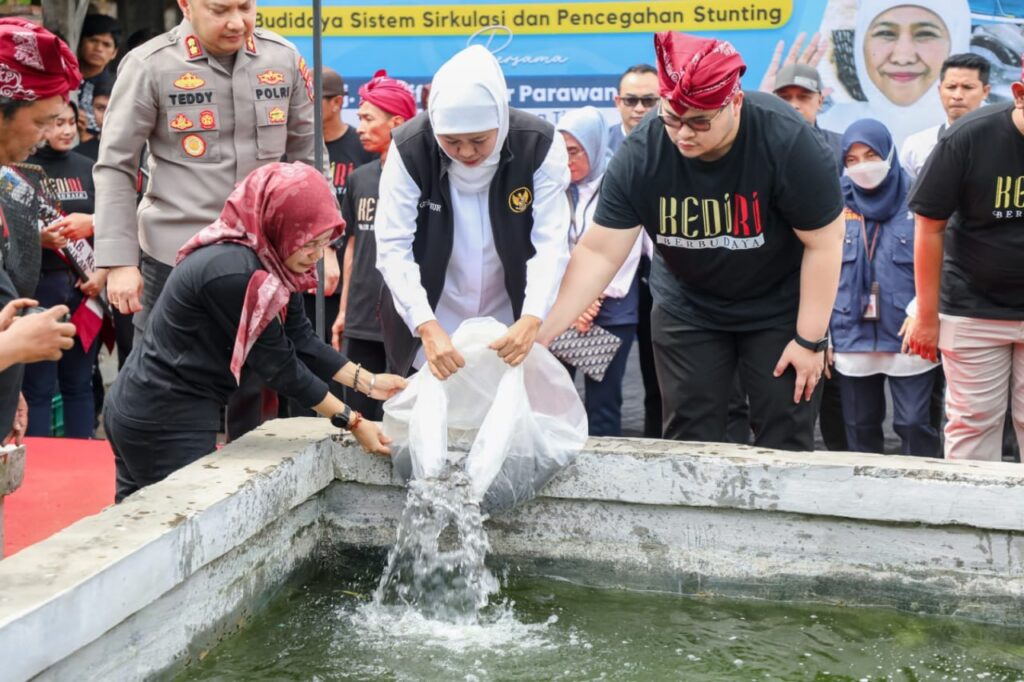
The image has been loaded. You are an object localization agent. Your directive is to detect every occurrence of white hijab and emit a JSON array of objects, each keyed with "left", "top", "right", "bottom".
[
  {"left": 557, "top": 105, "right": 611, "bottom": 184},
  {"left": 821, "top": 0, "right": 971, "bottom": 145},
  {"left": 428, "top": 45, "right": 510, "bottom": 193}
]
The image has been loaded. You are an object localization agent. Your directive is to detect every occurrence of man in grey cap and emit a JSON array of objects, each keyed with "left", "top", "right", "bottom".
[
  {"left": 773, "top": 63, "right": 843, "bottom": 174},
  {"left": 321, "top": 68, "right": 376, "bottom": 206}
]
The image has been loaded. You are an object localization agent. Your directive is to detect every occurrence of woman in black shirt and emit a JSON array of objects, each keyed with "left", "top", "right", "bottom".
[
  {"left": 23, "top": 101, "right": 107, "bottom": 438},
  {"left": 103, "top": 162, "right": 405, "bottom": 502}
]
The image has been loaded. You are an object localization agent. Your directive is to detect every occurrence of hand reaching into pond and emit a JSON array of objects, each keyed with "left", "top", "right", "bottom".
[{"left": 352, "top": 418, "right": 392, "bottom": 456}]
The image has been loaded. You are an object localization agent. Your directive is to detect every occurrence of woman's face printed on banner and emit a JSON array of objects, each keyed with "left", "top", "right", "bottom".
[{"left": 863, "top": 5, "right": 952, "bottom": 106}]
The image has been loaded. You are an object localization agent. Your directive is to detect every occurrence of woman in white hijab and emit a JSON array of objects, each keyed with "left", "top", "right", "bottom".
[
  {"left": 819, "top": 0, "right": 971, "bottom": 146},
  {"left": 375, "top": 46, "right": 571, "bottom": 379}
]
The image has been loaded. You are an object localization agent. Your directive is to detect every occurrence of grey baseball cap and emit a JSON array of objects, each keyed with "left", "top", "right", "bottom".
[
  {"left": 321, "top": 68, "right": 346, "bottom": 98},
  {"left": 773, "top": 63, "right": 823, "bottom": 93}
]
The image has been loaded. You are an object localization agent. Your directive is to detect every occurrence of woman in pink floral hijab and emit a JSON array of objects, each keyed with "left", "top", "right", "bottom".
[{"left": 104, "top": 162, "right": 406, "bottom": 503}]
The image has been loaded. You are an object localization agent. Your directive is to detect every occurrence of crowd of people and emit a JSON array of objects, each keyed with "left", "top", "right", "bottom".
[{"left": 0, "top": 0, "right": 1021, "bottom": 503}]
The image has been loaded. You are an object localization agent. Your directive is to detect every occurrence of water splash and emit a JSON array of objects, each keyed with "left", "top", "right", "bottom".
[
  {"left": 370, "top": 468, "right": 499, "bottom": 623},
  {"left": 348, "top": 468, "right": 562, "bottom": 661}
]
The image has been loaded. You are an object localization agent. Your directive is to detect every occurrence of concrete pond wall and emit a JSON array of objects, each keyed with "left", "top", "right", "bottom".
[
  {"left": 0, "top": 445, "right": 26, "bottom": 557},
  {"left": 0, "top": 418, "right": 1021, "bottom": 681}
]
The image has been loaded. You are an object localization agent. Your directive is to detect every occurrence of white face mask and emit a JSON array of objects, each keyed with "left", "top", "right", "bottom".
[{"left": 844, "top": 145, "right": 894, "bottom": 190}]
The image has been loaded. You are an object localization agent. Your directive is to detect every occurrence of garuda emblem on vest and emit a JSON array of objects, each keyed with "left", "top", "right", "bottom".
[{"left": 508, "top": 187, "right": 532, "bottom": 214}]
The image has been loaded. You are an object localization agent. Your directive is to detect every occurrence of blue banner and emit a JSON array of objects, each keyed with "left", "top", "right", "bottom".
[{"left": 258, "top": 0, "right": 1024, "bottom": 142}]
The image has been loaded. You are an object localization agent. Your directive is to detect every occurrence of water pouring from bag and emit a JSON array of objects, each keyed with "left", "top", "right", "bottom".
[{"left": 365, "top": 317, "right": 588, "bottom": 622}]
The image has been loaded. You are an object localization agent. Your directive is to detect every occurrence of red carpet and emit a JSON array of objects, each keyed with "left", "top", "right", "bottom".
[{"left": 3, "top": 437, "right": 114, "bottom": 557}]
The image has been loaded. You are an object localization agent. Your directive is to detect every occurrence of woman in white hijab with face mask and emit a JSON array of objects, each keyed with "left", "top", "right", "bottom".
[
  {"left": 819, "top": 0, "right": 971, "bottom": 147},
  {"left": 375, "top": 46, "right": 571, "bottom": 379}
]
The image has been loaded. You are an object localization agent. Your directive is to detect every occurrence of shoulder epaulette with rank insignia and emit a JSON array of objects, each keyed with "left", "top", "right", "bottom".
[{"left": 184, "top": 34, "right": 203, "bottom": 60}]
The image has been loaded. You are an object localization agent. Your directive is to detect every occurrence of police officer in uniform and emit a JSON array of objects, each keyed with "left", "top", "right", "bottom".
[{"left": 94, "top": 0, "right": 325, "bottom": 439}]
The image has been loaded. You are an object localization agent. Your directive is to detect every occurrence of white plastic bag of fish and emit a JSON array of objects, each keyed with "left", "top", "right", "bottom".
[{"left": 383, "top": 317, "right": 588, "bottom": 513}]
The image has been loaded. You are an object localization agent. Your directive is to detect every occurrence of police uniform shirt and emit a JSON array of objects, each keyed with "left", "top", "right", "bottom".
[{"left": 94, "top": 19, "right": 320, "bottom": 268}]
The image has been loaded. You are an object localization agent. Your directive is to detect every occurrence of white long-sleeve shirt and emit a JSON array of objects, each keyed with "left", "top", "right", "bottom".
[
  {"left": 571, "top": 174, "right": 642, "bottom": 299},
  {"left": 900, "top": 123, "right": 944, "bottom": 180},
  {"left": 376, "top": 137, "right": 571, "bottom": 347}
]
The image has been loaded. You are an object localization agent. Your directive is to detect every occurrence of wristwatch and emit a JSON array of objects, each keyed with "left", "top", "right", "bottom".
[
  {"left": 794, "top": 332, "right": 829, "bottom": 353},
  {"left": 330, "top": 405, "right": 353, "bottom": 430}
]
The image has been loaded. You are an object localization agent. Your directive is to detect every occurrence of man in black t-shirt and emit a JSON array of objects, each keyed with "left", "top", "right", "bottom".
[
  {"left": 286, "top": 68, "right": 378, "bottom": 417},
  {"left": 905, "top": 58, "right": 1024, "bottom": 461},
  {"left": 538, "top": 32, "right": 845, "bottom": 451},
  {"left": 330, "top": 70, "right": 415, "bottom": 420},
  {"left": 76, "top": 14, "right": 119, "bottom": 137},
  {"left": 305, "top": 68, "right": 375, "bottom": 317}
]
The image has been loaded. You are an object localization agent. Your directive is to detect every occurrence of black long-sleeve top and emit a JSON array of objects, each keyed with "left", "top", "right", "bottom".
[
  {"left": 107, "top": 243, "right": 346, "bottom": 429},
  {"left": 26, "top": 145, "right": 96, "bottom": 272}
]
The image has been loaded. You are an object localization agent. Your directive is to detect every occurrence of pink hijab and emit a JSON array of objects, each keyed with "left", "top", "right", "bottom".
[{"left": 177, "top": 162, "right": 345, "bottom": 382}]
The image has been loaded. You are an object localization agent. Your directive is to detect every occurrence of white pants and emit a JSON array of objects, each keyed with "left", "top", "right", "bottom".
[{"left": 939, "top": 314, "right": 1024, "bottom": 461}]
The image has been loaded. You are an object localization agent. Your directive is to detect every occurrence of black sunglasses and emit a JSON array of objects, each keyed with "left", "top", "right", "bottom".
[{"left": 620, "top": 95, "right": 659, "bottom": 108}]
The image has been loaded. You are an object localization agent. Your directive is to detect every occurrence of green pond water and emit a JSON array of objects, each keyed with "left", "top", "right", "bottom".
[{"left": 179, "top": 551, "right": 1024, "bottom": 681}]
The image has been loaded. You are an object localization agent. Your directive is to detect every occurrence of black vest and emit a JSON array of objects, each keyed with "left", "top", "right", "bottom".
[{"left": 379, "top": 108, "right": 555, "bottom": 375}]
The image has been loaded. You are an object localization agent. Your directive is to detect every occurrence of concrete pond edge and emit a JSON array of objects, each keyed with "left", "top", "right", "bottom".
[{"left": 0, "top": 419, "right": 1021, "bottom": 680}]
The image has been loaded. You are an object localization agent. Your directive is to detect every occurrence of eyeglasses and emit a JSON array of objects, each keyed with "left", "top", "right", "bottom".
[
  {"left": 659, "top": 101, "right": 729, "bottom": 132},
  {"left": 297, "top": 234, "right": 334, "bottom": 255},
  {"left": 619, "top": 95, "right": 659, "bottom": 108},
  {"left": 566, "top": 146, "right": 586, "bottom": 159}
]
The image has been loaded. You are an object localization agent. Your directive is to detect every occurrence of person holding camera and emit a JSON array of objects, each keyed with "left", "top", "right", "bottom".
[{"left": 0, "top": 19, "right": 82, "bottom": 444}]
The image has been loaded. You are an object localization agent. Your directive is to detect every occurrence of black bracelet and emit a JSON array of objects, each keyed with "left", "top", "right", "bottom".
[{"left": 794, "top": 332, "right": 828, "bottom": 353}]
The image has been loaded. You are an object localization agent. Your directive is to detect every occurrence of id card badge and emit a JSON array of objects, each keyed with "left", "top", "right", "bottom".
[{"left": 863, "top": 281, "right": 881, "bottom": 321}]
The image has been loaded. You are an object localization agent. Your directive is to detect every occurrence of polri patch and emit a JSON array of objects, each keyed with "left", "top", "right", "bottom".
[
  {"left": 508, "top": 187, "right": 532, "bottom": 213},
  {"left": 181, "top": 134, "right": 207, "bottom": 158},
  {"left": 199, "top": 109, "right": 216, "bottom": 130},
  {"left": 268, "top": 106, "right": 286, "bottom": 124},
  {"left": 170, "top": 113, "right": 194, "bottom": 130},
  {"left": 174, "top": 72, "right": 205, "bottom": 90},
  {"left": 257, "top": 69, "right": 285, "bottom": 86}
]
